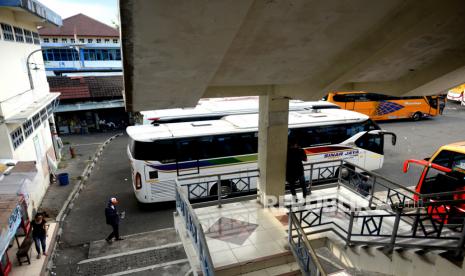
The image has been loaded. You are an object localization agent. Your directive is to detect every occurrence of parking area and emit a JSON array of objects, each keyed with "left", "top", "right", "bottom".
[{"left": 376, "top": 102, "right": 465, "bottom": 186}]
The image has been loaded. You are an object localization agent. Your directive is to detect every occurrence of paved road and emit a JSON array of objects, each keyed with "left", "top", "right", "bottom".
[
  {"left": 376, "top": 103, "right": 465, "bottom": 186},
  {"left": 54, "top": 135, "right": 175, "bottom": 275},
  {"left": 53, "top": 102, "right": 465, "bottom": 274}
]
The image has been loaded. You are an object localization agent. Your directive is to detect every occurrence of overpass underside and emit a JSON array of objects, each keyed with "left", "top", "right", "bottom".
[
  {"left": 121, "top": 0, "right": 465, "bottom": 111},
  {"left": 119, "top": 0, "right": 465, "bottom": 204}
]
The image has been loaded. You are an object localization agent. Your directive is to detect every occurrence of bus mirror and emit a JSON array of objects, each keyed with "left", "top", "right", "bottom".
[{"left": 382, "top": 131, "right": 397, "bottom": 146}]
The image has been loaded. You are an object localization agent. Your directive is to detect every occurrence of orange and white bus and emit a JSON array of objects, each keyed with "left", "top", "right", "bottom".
[{"left": 323, "top": 92, "right": 445, "bottom": 121}]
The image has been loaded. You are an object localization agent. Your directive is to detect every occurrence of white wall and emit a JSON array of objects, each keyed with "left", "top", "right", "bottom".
[
  {"left": 0, "top": 9, "right": 50, "bottom": 119},
  {"left": 0, "top": 8, "right": 57, "bottom": 214}
]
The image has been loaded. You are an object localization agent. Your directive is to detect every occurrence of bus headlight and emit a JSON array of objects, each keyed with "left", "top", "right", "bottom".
[{"left": 135, "top": 172, "right": 142, "bottom": 190}]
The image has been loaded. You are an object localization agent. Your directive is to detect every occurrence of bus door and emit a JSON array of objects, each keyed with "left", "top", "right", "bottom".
[
  {"left": 175, "top": 139, "right": 200, "bottom": 176},
  {"left": 353, "top": 130, "right": 396, "bottom": 170}
]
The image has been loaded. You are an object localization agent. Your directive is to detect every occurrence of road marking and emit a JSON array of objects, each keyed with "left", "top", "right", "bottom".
[
  {"left": 70, "top": 142, "right": 104, "bottom": 147},
  {"left": 77, "top": 242, "right": 183, "bottom": 264},
  {"left": 101, "top": 259, "right": 189, "bottom": 276}
]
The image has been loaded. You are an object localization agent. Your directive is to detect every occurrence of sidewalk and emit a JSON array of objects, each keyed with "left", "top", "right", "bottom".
[
  {"left": 40, "top": 132, "right": 120, "bottom": 219},
  {"left": 8, "top": 132, "right": 120, "bottom": 276}
]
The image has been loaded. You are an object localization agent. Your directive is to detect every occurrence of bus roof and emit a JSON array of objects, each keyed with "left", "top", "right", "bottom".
[
  {"left": 140, "top": 97, "right": 339, "bottom": 122},
  {"left": 438, "top": 141, "right": 465, "bottom": 154},
  {"left": 127, "top": 109, "right": 369, "bottom": 142}
]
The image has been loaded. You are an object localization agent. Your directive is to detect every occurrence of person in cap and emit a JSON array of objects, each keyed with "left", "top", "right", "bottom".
[{"left": 105, "top": 197, "right": 124, "bottom": 243}]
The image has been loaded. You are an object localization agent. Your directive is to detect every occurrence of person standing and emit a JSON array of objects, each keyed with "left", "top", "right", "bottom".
[
  {"left": 105, "top": 197, "right": 124, "bottom": 243},
  {"left": 30, "top": 213, "right": 47, "bottom": 259},
  {"left": 286, "top": 139, "right": 308, "bottom": 199}
]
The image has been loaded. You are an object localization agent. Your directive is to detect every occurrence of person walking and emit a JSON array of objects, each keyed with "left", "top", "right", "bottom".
[
  {"left": 105, "top": 197, "right": 124, "bottom": 243},
  {"left": 286, "top": 139, "right": 308, "bottom": 199},
  {"left": 31, "top": 213, "right": 47, "bottom": 259}
]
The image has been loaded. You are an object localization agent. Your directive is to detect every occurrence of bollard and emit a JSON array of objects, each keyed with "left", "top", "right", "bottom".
[{"left": 69, "top": 146, "right": 76, "bottom": 158}]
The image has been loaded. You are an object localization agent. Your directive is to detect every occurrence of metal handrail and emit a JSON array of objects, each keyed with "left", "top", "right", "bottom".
[
  {"left": 175, "top": 183, "right": 215, "bottom": 276},
  {"left": 289, "top": 212, "right": 327, "bottom": 276},
  {"left": 177, "top": 168, "right": 260, "bottom": 181},
  {"left": 293, "top": 197, "right": 465, "bottom": 257}
]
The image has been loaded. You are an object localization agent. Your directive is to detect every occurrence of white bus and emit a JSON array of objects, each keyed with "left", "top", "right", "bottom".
[
  {"left": 127, "top": 109, "right": 396, "bottom": 203},
  {"left": 140, "top": 97, "right": 339, "bottom": 125}
]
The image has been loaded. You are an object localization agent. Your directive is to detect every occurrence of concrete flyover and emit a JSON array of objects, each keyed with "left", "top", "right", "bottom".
[
  {"left": 120, "top": 0, "right": 465, "bottom": 111},
  {"left": 119, "top": 0, "right": 465, "bottom": 203}
]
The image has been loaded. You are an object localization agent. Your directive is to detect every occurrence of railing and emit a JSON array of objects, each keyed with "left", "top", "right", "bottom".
[
  {"left": 293, "top": 197, "right": 465, "bottom": 257},
  {"left": 175, "top": 185, "right": 215, "bottom": 276},
  {"left": 336, "top": 162, "right": 419, "bottom": 208},
  {"left": 176, "top": 169, "right": 259, "bottom": 206},
  {"left": 289, "top": 211, "right": 327, "bottom": 276}
]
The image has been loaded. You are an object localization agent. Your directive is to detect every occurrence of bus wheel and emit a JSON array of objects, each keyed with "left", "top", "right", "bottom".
[
  {"left": 210, "top": 181, "right": 233, "bottom": 196},
  {"left": 412, "top": 112, "right": 422, "bottom": 121}
]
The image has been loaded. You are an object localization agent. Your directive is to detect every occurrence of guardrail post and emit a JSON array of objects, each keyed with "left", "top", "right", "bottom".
[
  {"left": 346, "top": 211, "right": 355, "bottom": 246},
  {"left": 309, "top": 164, "right": 313, "bottom": 192},
  {"left": 217, "top": 175, "right": 222, "bottom": 208},
  {"left": 368, "top": 176, "right": 376, "bottom": 208},
  {"left": 337, "top": 161, "right": 343, "bottom": 190},
  {"left": 388, "top": 207, "right": 402, "bottom": 253},
  {"left": 455, "top": 218, "right": 465, "bottom": 258}
]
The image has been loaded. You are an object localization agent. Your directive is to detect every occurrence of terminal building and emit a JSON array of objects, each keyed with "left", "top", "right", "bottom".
[{"left": 0, "top": 0, "right": 61, "bottom": 274}]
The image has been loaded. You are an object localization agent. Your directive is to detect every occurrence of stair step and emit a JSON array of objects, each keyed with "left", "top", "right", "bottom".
[
  {"left": 76, "top": 243, "right": 187, "bottom": 276},
  {"left": 88, "top": 228, "right": 180, "bottom": 259},
  {"left": 242, "top": 262, "right": 301, "bottom": 276},
  {"left": 215, "top": 251, "right": 296, "bottom": 276}
]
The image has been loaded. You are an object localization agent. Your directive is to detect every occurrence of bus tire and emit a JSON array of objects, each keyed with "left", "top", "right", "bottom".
[
  {"left": 412, "top": 112, "right": 422, "bottom": 121},
  {"left": 210, "top": 181, "right": 234, "bottom": 196}
]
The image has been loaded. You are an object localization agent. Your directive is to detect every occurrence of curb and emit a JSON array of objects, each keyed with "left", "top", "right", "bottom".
[{"left": 45, "top": 133, "right": 123, "bottom": 275}]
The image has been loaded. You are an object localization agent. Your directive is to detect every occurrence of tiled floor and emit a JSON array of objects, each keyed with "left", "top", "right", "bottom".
[
  {"left": 185, "top": 186, "right": 371, "bottom": 269},
  {"left": 9, "top": 222, "right": 57, "bottom": 276},
  {"left": 196, "top": 200, "right": 289, "bottom": 267}
]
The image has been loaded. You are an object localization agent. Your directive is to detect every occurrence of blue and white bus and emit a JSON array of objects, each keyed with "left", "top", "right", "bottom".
[{"left": 127, "top": 109, "right": 396, "bottom": 203}]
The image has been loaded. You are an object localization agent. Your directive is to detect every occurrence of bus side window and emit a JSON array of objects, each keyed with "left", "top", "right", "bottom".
[
  {"left": 235, "top": 133, "right": 257, "bottom": 155},
  {"left": 176, "top": 139, "right": 198, "bottom": 161},
  {"left": 198, "top": 136, "right": 214, "bottom": 159},
  {"left": 213, "top": 135, "right": 234, "bottom": 157}
]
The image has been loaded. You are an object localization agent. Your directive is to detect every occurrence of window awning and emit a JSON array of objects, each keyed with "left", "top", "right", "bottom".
[{"left": 4, "top": 93, "right": 60, "bottom": 124}]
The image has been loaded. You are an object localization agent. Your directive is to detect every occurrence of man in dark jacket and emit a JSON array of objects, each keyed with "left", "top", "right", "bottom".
[
  {"left": 105, "top": 197, "right": 123, "bottom": 243},
  {"left": 286, "top": 139, "right": 308, "bottom": 199}
]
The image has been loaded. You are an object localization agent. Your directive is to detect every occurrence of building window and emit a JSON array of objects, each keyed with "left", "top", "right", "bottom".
[
  {"left": 70, "top": 38, "right": 75, "bottom": 43},
  {"left": 96, "top": 38, "right": 101, "bottom": 43},
  {"left": 88, "top": 38, "right": 93, "bottom": 43},
  {"left": 23, "top": 119, "right": 34, "bottom": 138},
  {"left": 1, "top": 23, "right": 15, "bottom": 41},
  {"left": 23, "top": 30, "right": 33, "bottom": 43},
  {"left": 79, "top": 38, "right": 84, "bottom": 43},
  {"left": 13, "top": 27, "right": 24, "bottom": 42},
  {"left": 62, "top": 38, "right": 67, "bottom": 43},
  {"left": 10, "top": 127, "right": 24, "bottom": 150},
  {"left": 52, "top": 38, "right": 58, "bottom": 43},
  {"left": 32, "top": 32, "right": 40, "bottom": 44},
  {"left": 104, "top": 39, "right": 110, "bottom": 43},
  {"left": 42, "top": 48, "right": 79, "bottom": 61},
  {"left": 113, "top": 38, "right": 118, "bottom": 43},
  {"left": 32, "top": 113, "right": 41, "bottom": 129},
  {"left": 40, "top": 108, "right": 47, "bottom": 122},
  {"left": 43, "top": 38, "right": 49, "bottom": 43}
]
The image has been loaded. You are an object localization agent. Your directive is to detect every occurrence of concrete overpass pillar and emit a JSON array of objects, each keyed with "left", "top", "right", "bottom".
[{"left": 257, "top": 95, "right": 289, "bottom": 206}]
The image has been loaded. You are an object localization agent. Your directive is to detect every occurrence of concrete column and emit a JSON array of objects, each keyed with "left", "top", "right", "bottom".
[{"left": 258, "top": 95, "right": 289, "bottom": 206}]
